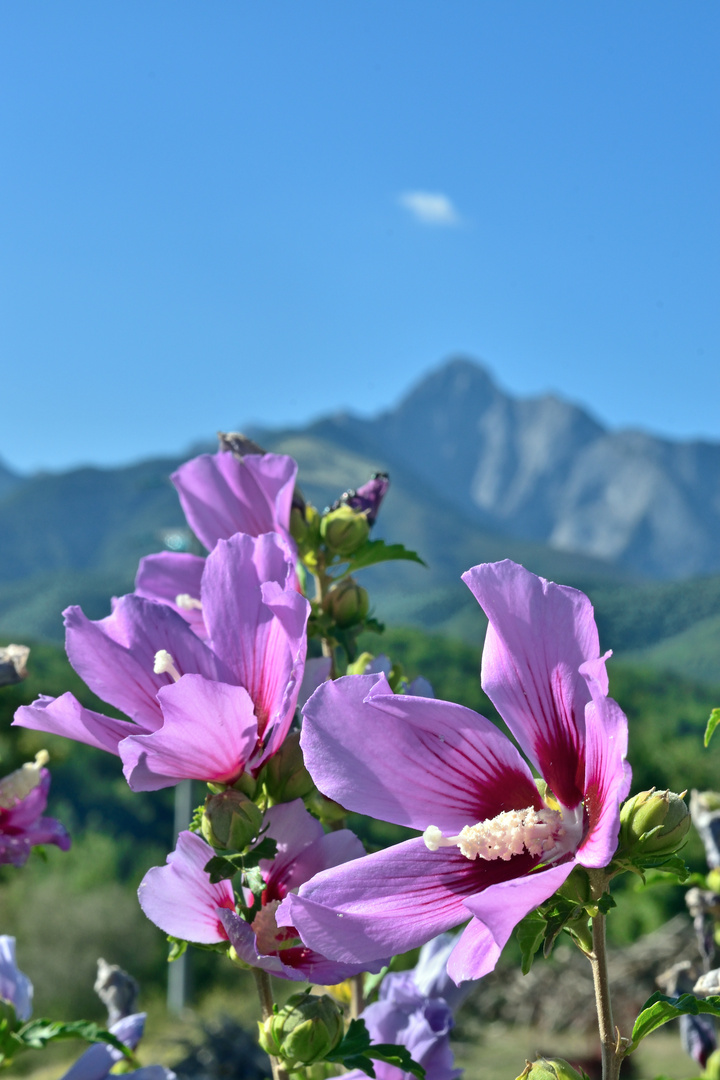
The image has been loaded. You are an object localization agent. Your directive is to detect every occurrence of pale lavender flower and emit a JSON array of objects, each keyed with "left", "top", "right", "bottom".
[
  {"left": 279, "top": 560, "right": 631, "bottom": 983},
  {"left": 59, "top": 1012, "right": 176, "bottom": 1080},
  {"left": 171, "top": 451, "right": 297, "bottom": 553},
  {"left": 138, "top": 801, "right": 376, "bottom": 984},
  {"left": 0, "top": 936, "right": 33, "bottom": 1020},
  {"left": 15, "top": 533, "right": 309, "bottom": 790},
  {"left": 0, "top": 753, "right": 70, "bottom": 867}
]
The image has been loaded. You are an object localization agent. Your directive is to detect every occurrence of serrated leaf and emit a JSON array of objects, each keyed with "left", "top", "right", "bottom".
[
  {"left": 596, "top": 893, "right": 617, "bottom": 914},
  {"left": 344, "top": 540, "right": 426, "bottom": 573},
  {"left": 204, "top": 854, "right": 243, "bottom": 883},
  {"left": 13, "top": 1019, "right": 136, "bottom": 1061},
  {"left": 243, "top": 836, "right": 278, "bottom": 866},
  {"left": 244, "top": 864, "right": 265, "bottom": 898},
  {"left": 516, "top": 912, "right": 546, "bottom": 975},
  {"left": 369, "top": 1042, "right": 426, "bottom": 1079},
  {"left": 326, "top": 1018, "right": 372, "bottom": 1060},
  {"left": 706, "top": 709, "right": 720, "bottom": 748},
  {"left": 629, "top": 993, "right": 720, "bottom": 1052}
]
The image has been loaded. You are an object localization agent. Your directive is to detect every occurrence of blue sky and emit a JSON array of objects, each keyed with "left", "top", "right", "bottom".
[{"left": 1, "top": 2, "right": 717, "bottom": 473}]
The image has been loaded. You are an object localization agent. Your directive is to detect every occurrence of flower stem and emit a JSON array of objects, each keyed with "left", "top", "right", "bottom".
[
  {"left": 253, "top": 968, "right": 289, "bottom": 1080},
  {"left": 589, "top": 912, "right": 624, "bottom": 1080}
]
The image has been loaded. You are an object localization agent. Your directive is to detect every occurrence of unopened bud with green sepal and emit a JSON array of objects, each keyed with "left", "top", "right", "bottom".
[
  {"left": 322, "top": 578, "right": 369, "bottom": 628},
  {"left": 618, "top": 788, "right": 691, "bottom": 857},
  {"left": 258, "top": 992, "right": 344, "bottom": 1068},
  {"left": 201, "top": 789, "right": 264, "bottom": 851},
  {"left": 260, "top": 732, "right": 315, "bottom": 804},
  {"left": 320, "top": 506, "right": 370, "bottom": 557},
  {"left": 516, "top": 1058, "right": 589, "bottom": 1080}
]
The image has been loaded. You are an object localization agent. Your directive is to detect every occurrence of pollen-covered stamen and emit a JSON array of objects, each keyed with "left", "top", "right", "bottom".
[
  {"left": 176, "top": 593, "right": 203, "bottom": 611},
  {"left": 0, "top": 750, "right": 50, "bottom": 809},
  {"left": 423, "top": 806, "right": 566, "bottom": 862},
  {"left": 153, "top": 649, "right": 182, "bottom": 682},
  {"left": 251, "top": 900, "right": 303, "bottom": 954}
]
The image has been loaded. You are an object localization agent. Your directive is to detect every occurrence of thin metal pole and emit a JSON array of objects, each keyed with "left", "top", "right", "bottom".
[{"left": 167, "top": 779, "right": 194, "bottom": 1014}]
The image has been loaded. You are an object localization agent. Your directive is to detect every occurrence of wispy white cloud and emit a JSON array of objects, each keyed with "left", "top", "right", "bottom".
[{"left": 398, "top": 190, "right": 461, "bottom": 226}]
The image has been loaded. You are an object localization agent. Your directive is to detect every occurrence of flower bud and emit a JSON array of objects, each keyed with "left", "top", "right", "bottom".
[
  {"left": 258, "top": 992, "right": 344, "bottom": 1068},
  {"left": 322, "top": 578, "right": 369, "bottom": 628},
  {"left": 201, "top": 790, "right": 263, "bottom": 852},
  {"left": 618, "top": 788, "right": 691, "bottom": 857},
  {"left": 304, "top": 790, "right": 348, "bottom": 826},
  {"left": 320, "top": 507, "right": 370, "bottom": 557},
  {"left": 516, "top": 1058, "right": 588, "bottom": 1080},
  {"left": 705, "top": 1049, "right": 720, "bottom": 1080},
  {"left": 260, "top": 733, "right": 315, "bottom": 804}
]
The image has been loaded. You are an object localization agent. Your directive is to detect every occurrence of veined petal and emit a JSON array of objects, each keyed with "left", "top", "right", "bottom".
[
  {"left": 135, "top": 552, "right": 207, "bottom": 637},
  {"left": 259, "top": 800, "right": 365, "bottom": 902},
  {"left": 296, "top": 656, "right": 332, "bottom": 711},
  {"left": 137, "top": 831, "right": 234, "bottom": 944},
  {"left": 278, "top": 837, "right": 540, "bottom": 965},
  {"left": 65, "top": 595, "right": 232, "bottom": 729},
  {"left": 301, "top": 674, "right": 540, "bottom": 833},
  {"left": 120, "top": 675, "right": 260, "bottom": 790},
  {"left": 171, "top": 451, "right": 297, "bottom": 550},
  {"left": 219, "top": 910, "right": 373, "bottom": 984},
  {"left": 202, "top": 534, "right": 308, "bottom": 751},
  {"left": 450, "top": 861, "right": 576, "bottom": 982},
  {"left": 463, "top": 560, "right": 600, "bottom": 808},
  {"left": 577, "top": 658, "right": 632, "bottom": 868},
  {"left": 13, "top": 692, "right": 139, "bottom": 754}
]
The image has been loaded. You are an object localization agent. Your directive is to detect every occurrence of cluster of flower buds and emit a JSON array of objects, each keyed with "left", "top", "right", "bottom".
[
  {"left": 517, "top": 1059, "right": 589, "bottom": 1080},
  {"left": 258, "top": 991, "right": 345, "bottom": 1069}
]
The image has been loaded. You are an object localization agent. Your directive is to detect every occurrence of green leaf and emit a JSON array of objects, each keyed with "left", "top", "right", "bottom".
[
  {"left": 204, "top": 853, "right": 243, "bottom": 883},
  {"left": 344, "top": 540, "right": 426, "bottom": 573},
  {"left": 11, "top": 1019, "right": 137, "bottom": 1062},
  {"left": 243, "top": 836, "right": 278, "bottom": 867},
  {"left": 705, "top": 708, "right": 720, "bottom": 748},
  {"left": 596, "top": 893, "right": 617, "bottom": 914},
  {"left": 167, "top": 936, "right": 188, "bottom": 961},
  {"left": 629, "top": 993, "right": 720, "bottom": 1052},
  {"left": 326, "top": 1020, "right": 425, "bottom": 1080},
  {"left": 515, "top": 912, "right": 546, "bottom": 974}
]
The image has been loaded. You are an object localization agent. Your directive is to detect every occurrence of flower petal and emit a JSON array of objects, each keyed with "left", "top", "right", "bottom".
[
  {"left": 301, "top": 674, "right": 540, "bottom": 833},
  {"left": 260, "top": 800, "right": 365, "bottom": 902},
  {"left": 202, "top": 534, "right": 308, "bottom": 758},
  {"left": 137, "top": 831, "right": 234, "bottom": 944},
  {"left": 120, "top": 676, "right": 260, "bottom": 790},
  {"left": 171, "top": 451, "right": 297, "bottom": 550},
  {"left": 13, "top": 692, "right": 139, "bottom": 754},
  {"left": 278, "top": 837, "right": 540, "bottom": 965},
  {"left": 65, "top": 596, "right": 232, "bottom": 730},
  {"left": 135, "top": 552, "right": 207, "bottom": 637},
  {"left": 449, "top": 861, "right": 575, "bottom": 982},
  {"left": 577, "top": 657, "right": 632, "bottom": 868},
  {"left": 218, "top": 910, "right": 371, "bottom": 984},
  {"left": 463, "top": 560, "right": 600, "bottom": 808}
]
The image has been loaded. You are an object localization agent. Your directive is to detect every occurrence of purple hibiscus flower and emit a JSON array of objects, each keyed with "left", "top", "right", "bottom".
[
  {"left": 14, "top": 533, "right": 309, "bottom": 791},
  {"left": 138, "top": 801, "right": 378, "bottom": 984},
  {"left": 278, "top": 560, "right": 631, "bottom": 983},
  {"left": 172, "top": 450, "right": 297, "bottom": 553},
  {"left": 0, "top": 752, "right": 70, "bottom": 867},
  {"left": 133, "top": 450, "right": 299, "bottom": 635}
]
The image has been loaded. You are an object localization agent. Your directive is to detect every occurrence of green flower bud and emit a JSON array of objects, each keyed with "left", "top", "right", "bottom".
[
  {"left": 619, "top": 788, "right": 691, "bottom": 857},
  {"left": 304, "top": 789, "right": 348, "bottom": 826},
  {"left": 516, "top": 1058, "right": 588, "bottom": 1080},
  {"left": 704, "top": 1048, "right": 720, "bottom": 1080},
  {"left": 260, "top": 733, "right": 316, "bottom": 804},
  {"left": 320, "top": 506, "right": 370, "bottom": 557},
  {"left": 201, "top": 790, "right": 264, "bottom": 851},
  {"left": 258, "top": 992, "right": 344, "bottom": 1068},
  {"left": 323, "top": 578, "right": 369, "bottom": 628}
]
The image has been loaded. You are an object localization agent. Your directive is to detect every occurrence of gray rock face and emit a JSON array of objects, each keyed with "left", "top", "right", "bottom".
[{"left": 313, "top": 357, "right": 720, "bottom": 579}]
